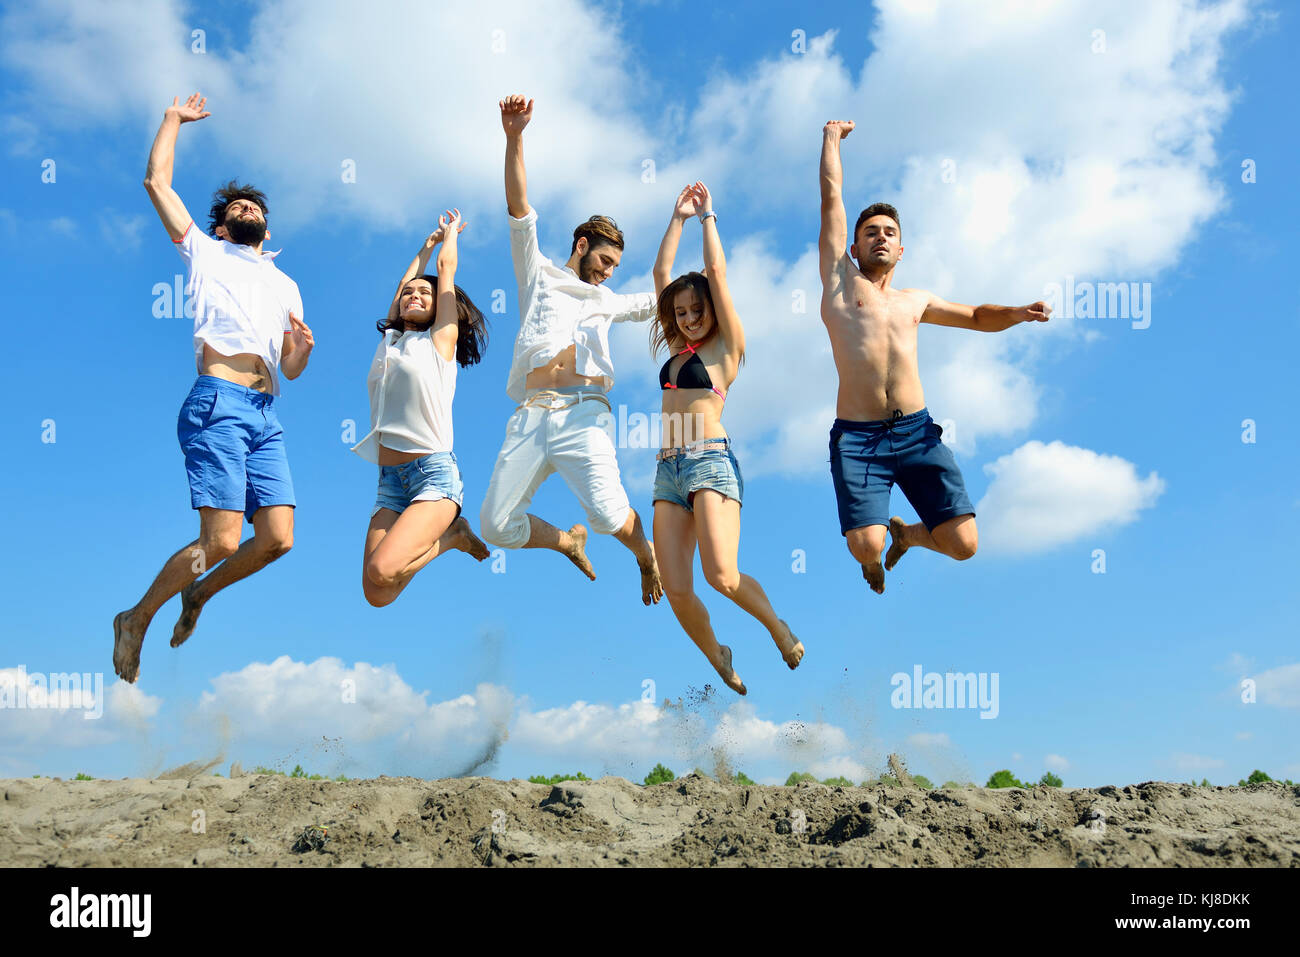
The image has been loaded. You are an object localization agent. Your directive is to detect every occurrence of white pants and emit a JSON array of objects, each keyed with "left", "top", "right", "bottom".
[{"left": 479, "top": 393, "right": 631, "bottom": 548}]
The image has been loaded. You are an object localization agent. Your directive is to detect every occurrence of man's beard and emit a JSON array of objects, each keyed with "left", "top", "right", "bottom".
[
  {"left": 577, "top": 250, "right": 601, "bottom": 284},
  {"left": 225, "top": 215, "right": 267, "bottom": 246}
]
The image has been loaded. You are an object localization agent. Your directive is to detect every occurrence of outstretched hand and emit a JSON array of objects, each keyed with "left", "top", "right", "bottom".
[
  {"left": 437, "top": 208, "right": 467, "bottom": 238},
  {"left": 167, "top": 93, "right": 211, "bottom": 124},
  {"left": 673, "top": 184, "right": 699, "bottom": 220},
  {"left": 824, "top": 119, "right": 854, "bottom": 139},
  {"left": 1021, "top": 301, "right": 1052, "bottom": 323},
  {"left": 500, "top": 95, "right": 534, "bottom": 135},
  {"left": 690, "top": 181, "right": 713, "bottom": 218}
]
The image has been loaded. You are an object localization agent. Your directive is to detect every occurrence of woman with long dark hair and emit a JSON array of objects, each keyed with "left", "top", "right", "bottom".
[
  {"left": 650, "top": 182, "right": 803, "bottom": 693},
  {"left": 353, "top": 209, "right": 490, "bottom": 606}
]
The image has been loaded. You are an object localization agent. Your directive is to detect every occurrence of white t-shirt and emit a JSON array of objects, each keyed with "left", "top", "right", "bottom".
[
  {"left": 351, "top": 328, "right": 457, "bottom": 463},
  {"left": 174, "top": 222, "right": 304, "bottom": 396},
  {"left": 505, "top": 208, "right": 657, "bottom": 402}
]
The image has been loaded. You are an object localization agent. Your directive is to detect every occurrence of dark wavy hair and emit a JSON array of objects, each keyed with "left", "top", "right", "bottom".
[
  {"left": 571, "top": 214, "right": 625, "bottom": 255},
  {"left": 651, "top": 271, "right": 717, "bottom": 357},
  {"left": 377, "top": 275, "right": 488, "bottom": 368},
  {"left": 208, "top": 181, "right": 269, "bottom": 237}
]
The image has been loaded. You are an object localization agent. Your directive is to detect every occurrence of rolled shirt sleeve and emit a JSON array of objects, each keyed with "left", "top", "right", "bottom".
[{"left": 609, "top": 290, "right": 658, "bottom": 324}]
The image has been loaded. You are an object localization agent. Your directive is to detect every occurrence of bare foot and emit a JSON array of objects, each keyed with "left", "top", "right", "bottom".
[
  {"left": 113, "top": 611, "right": 145, "bottom": 684},
  {"left": 773, "top": 618, "right": 804, "bottom": 670},
  {"left": 884, "top": 516, "right": 909, "bottom": 572},
  {"left": 714, "top": 644, "right": 747, "bottom": 695},
  {"left": 448, "top": 516, "right": 490, "bottom": 561},
  {"left": 170, "top": 582, "right": 204, "bottom": 648},
  {"left": 638, "top": 553, "right": 664, "bottom": 606},
  {"left": 561, "top": 524, "right": 596, "bottom": 581},
  {"left": 862, "top": 560, "right": 885, "bottom": 595}
]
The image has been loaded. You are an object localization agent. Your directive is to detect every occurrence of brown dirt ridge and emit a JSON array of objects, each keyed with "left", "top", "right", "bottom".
[{"left": 2, "top": 773, "right": 1296, "bottom": 867}]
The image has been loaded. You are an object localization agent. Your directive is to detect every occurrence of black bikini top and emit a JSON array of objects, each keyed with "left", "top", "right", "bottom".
[{"left": 659, "top": 341, "right": 725, "bottom": 400}]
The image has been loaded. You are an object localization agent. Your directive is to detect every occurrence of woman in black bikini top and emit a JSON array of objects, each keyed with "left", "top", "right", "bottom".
[{"left": 647, "top": 181, "right": 804, "bottom": 697}]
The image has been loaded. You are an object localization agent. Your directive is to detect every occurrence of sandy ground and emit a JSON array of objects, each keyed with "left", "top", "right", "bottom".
[{"left": 2, "top": 772, "right": 1296, "bottom": 866}]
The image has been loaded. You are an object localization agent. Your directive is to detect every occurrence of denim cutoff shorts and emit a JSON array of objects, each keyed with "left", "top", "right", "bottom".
[
  {"left": 373, "top": 451, "right": 464, "bottom": 518},
  {"left": 652, "top": 440, "right": 743, "bottom": 511}
]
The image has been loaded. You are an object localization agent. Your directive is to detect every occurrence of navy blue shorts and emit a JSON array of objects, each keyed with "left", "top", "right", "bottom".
[{"left": 828, "top": 408, "right": 974, "bottom": 535}]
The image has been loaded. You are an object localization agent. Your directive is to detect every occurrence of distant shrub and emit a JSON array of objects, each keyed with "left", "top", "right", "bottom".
[
  {"left": 733, "top": 772, "right": 756, "bottom": 786},
  {"left": 1038, "top": 772, "right": 1063, "bottom": 788},
  {"left": 986, "top": 770, "right": 1026, "bottom": 789},
  {"left": 821, "top": 776, "right": 855, "bottom": 788},
  {"left": 911, "top": 775, "right": 935, "bottom": 789},
  {"left": 74, "top": 772, "right": 94, "bottom": 781},
  {"left": 643, "top": 763, "right": 676, "bottom": 786},
  {"left": 1238, "top": 770, "right": 1272, "bottom": 787},
  {"left": 527, "top": 772, "right": 591, "bottom": 786},
  {"left": 784, "top": 772, "right": 817, "bottom": 786}
]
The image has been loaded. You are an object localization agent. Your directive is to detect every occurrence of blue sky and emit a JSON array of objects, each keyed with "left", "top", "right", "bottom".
[{"left": 1, "top": 0, "right": 1296, "bottom": 787}]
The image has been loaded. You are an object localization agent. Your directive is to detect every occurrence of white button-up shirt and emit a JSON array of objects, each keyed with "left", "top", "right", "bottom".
[
  {"left": 351, "top": 328, "right": 457, "bottom": 463},
  {"left": 505, "top": 208, "right": 657, "bottom": 402},
  {"left": 174, "top": 222, "right": 304, "bottom": 396}
]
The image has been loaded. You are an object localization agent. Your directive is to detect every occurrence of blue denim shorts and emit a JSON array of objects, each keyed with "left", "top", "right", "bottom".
[
  {"left": 829, "top": 408, "right": 974, "bottom": 534},
  {"left": 177, "top": 375, "right": 295, "bottom": 523},
  {"left": 652, "top": 440, "right": 743, "bottom": 511},
  {"left": 373, "top": 451, "right": 464, "bottom": 518}
]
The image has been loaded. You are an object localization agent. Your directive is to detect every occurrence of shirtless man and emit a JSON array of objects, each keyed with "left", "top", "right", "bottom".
[
  {"left": 113, "top": 93, "right": 313, "bottom": 682},
  {"left": 818, "top": 120, "right": 1050, "bottom": 593},
  {"left": 478, "top": 94, "right": 662, "bottom": 604}
]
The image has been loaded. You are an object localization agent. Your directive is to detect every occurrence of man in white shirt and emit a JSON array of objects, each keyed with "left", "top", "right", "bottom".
[
  {"left": 112, "top": 93, "right": 314, "bottom": 683},
  {"left": 479, "top": 94, "right": 663, "bottom": 605}
]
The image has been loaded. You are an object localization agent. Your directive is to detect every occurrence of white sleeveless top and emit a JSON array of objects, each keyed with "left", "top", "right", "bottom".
[{"left": 351, "top": 328, "right": 456, "bottom": 463}]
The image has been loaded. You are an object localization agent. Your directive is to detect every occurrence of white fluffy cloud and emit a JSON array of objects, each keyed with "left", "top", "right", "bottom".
[
  {"left": 0, "top": 666, "right": 162, "bottom": 755},
  {"left": 975, "top": 440, "right": 1165, "bottom": 554},
  {"left": 1250, "top": 663, "right": 1300, "bottom": 708},
  {"left": 1045, "top": 753, "right": 1071, "bottom": 772}
]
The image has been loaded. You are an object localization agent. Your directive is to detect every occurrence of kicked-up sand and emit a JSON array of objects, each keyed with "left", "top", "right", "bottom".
[{"left": 2, "top": 772, "right": 1296, "bottom": 867}]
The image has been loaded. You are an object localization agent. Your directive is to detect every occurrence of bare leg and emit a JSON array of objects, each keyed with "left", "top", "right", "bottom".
[
  {"left": 172, "top": 505, "right": 295, "bottom": 647},
  {"left": 886, "top": 513, "right": 978, "bottom": 569},
  {"left": 694, "top": 491, "right": 803, "bottom": 668},
  {"left": 363, "top": 501, "right": 487, "bottom": 608},
  {"left": 113, "top": 507, "right": 242, "bottom": 683},
  {"left": 521, "top": 514, "right": 595, "bottom": 580},
  {"left": 612, "top": 508, "right": 663, "bottom": 606},
  {"left": 845, "top": 523, "right": 889, "bottom": 594},
  {"left": 653, "top": 501, "right": 746, "bottom": 694}
]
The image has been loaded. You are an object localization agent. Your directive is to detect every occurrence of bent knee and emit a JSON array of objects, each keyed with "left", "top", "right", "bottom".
[
  {"left": 364, "top": 559, "right": 399, "bottom": 590},
  {"left": 952, "top": 540, "right": 977, "bottom": 561},
  {"left": 198, "top": 538, "right": 240, "bottom": 564},
  {"left": 662, "top": 583, "right": 696, "bottom": 607},
  {"left": 480, "top": 509, "right": 526, "bottom": 549},
  {"left": 587, "top": 504, "right": 630, "bottom": 537},
  {"left": 362, "top": 580, "right": 395, "bottom": 608},
  {"left": 704, "top": 570, "right": 741, "bottom": 597},
  {"left": 260, "top": 536, "right": 293, "bottom": 561}
]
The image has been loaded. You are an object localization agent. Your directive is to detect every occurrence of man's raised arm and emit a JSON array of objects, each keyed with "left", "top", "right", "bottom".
[
  {"left": 500, "top": 94, "right": 533, "bottom": 219},
  {"left": 919, "top": 294, "right": 1052, "bottom": 332},
  {"left": 819, "top": 120, "right": 855, "bottom": 284},
  {"left": 143, "top": 93, "right": 210, "bottom": 241}
]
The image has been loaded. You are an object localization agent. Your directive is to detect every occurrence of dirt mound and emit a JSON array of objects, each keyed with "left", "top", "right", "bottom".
[{"left": 3, "top": 773, "right": 1296, "bottom": 867}]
